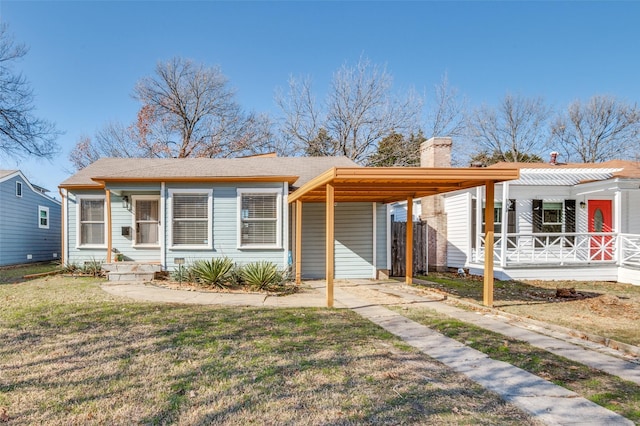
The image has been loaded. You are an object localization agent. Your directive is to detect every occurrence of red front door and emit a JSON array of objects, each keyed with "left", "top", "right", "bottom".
[{"left": 588, "top": 200, "right": 613, "bottom": 260}]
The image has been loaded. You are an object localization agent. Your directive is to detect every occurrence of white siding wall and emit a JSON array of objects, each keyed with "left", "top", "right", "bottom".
[
  {"left": 335, "top": 203, "right": 373, "bottom": 279},
  {"left": 300, "top": 202, "right": 375, "bottom": 279},
  {"left": 625, "top": 191, "right": 640, "bottom": 233},
  {"left": 375, "top": 203, "right": 388, "bottom": 270},
  {"left": 300, "top": 203, "right": 325, "bottom": 279},
  {"left": 445, "top": 192, "right": 471, "bottom": 268}
]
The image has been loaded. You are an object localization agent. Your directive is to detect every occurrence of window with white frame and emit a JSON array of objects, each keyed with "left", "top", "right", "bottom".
[
  {"left": 16, "top": 181, "right": 22, "bottom": 197},
  {"left": 238, "top": 189, "right": 281, "bottom": 248},
  {"left": 170, "top": 190, "right": 211, "bottom": 248},
  {"left": 78, "top": 197, "right": 106, "bottom": 246},
  {"left": 38, "top": 206, "right": 49, "bottom": 229}
]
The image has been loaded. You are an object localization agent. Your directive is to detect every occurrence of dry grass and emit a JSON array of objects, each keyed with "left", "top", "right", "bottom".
[
  {"left": 0, "top": 276, "right": 538, "bottom": 425},
  {"left": 415, "top": 273, "right": 640, "bottom": 346},
  {"left": 393, "top": 306, "right": 640, "bottom": 423}
]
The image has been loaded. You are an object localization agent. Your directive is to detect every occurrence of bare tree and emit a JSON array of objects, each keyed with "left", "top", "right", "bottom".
[
  {"left": 550, "top": 95, "right": 640, "bottom": 163},
  {"left": 0, "top": 24, "right": 59, "bottom": 160},
  {"left": 276, "top": 57, "right": 421, "bottom": 163},
  {"left": 70, "top": 57, "right": 274, "bottom": 169},
  {"left": 468, "top": 93, "right": 551, "bottom": 163},
  {"left": 133, "top": 57, "right": 272, "bottom": 158},
  {"left": 424, "top": 73, "right": 467, "bottom": 139}
]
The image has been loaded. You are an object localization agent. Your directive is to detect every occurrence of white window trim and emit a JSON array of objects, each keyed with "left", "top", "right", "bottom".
[
  {"left": 16, "top": 181, "right": 22, "bottom": 197},
  {"left": 237, "top": 188, "right": 282, "bottom": 249},
  {"left": 131, "top": 195, "right": 161, "bottom": 248},
  {"left": 38, "top": 205, "right": 50, "bottom": 229},
  {"left": 168, "top": 188, "right": 213, "bottom": 250},
  {"left": 76, "top": 195, "right": 107, "bottom": 249}
]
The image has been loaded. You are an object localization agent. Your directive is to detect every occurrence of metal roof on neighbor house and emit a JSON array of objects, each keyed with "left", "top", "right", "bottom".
[
  {"left": 488, "top": 159, "right": 640, "bottom": 185},
  {"left": 509, "top": 168, "right": 622, "bottom": 186}
]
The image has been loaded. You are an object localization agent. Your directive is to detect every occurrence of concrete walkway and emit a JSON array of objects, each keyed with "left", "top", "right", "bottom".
[{"left": 102, "top": 280, "right": 637, "bottom": 425}]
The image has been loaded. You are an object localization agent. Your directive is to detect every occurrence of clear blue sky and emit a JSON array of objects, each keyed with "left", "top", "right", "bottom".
[{"left": 1, "top": 1, "right": 639, "bottom": 195}]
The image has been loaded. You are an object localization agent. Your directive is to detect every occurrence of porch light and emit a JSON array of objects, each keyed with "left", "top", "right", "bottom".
[
  {"left": 580, "top": 201, "right": 586, "bottom": 209},
  {"left": 122, "top": 195, "right": 129, "bottom": 209}
]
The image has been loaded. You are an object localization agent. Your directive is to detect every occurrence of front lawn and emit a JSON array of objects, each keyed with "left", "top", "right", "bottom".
[
  {"left": 0, "top": 276, "right": 536, "bottom": 425},
  {"left": 414, "top": 273, "right": 640, "bottom": 346}
]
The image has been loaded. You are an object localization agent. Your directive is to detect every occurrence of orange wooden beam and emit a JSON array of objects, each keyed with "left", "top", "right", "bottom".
[
  {"left": 406, "top": 196, "right": 413, "bottom": 285},
  {"left": 106, "top": 189, "right": 113, "bottom": 263},
  {"left": 325, "top": 183, "right": 335, "bottom": 307},
  {"left": 295, "top": 200, "right": 302, "bottom": 285}
]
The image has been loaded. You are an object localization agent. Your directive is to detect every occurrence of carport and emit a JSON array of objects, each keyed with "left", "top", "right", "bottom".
[{"left": 288, "top": 166, "right": 520, "bottom": 308}]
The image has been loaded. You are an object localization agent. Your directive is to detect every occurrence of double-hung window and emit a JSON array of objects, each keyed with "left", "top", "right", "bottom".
[
  {"left": 38, "top": 206, "right": 49, "bottom": 229},
  {"left": 169, "top": 190, "right": 212, "bottom": 249},
  {"left": 238, "top": 189, "right": 281, "bottom": 248},
  {"left": 78, "top": 196, "right": 106, "bottom": 247}
]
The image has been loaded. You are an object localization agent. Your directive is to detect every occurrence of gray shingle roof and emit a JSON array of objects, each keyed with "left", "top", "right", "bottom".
[{"left": 60, "top": 156, "right": 359, "bottom": 188}]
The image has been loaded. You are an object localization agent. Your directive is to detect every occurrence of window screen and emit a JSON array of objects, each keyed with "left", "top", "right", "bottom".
[
  {"left": 80, "top": 199, "right": 105, "bottom": 245},
  {"left": 240, "top": 193, "right": 277, "bottom": 246},
  {"left": 172, "top": 194, "right": 208, "bottom": 246}
]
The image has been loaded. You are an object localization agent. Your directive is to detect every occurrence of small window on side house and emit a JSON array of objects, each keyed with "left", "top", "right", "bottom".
[
  {"left": 16, "top": 181, "right": 22, "bottom": 197},
  {"left": 38, "top": 206, "right": 49, "bottom": 229}
]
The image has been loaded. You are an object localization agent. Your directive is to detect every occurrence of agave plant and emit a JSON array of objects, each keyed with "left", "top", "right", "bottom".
[
  {"left": 191, "top": 257, "right": 234, "bottom": 288},
  {"left": 240, "top": 261, "right": 287, "bottom": 291}
]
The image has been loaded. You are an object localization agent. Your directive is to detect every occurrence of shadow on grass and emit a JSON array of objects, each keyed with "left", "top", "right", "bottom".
[{"left": 1, "top": 299, "right": 534, "bottom": 425}]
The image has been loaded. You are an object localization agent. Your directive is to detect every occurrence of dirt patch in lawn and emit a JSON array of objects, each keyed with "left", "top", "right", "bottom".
[{"left": 413, "top": 273, "right": 640, "bottom": 347}]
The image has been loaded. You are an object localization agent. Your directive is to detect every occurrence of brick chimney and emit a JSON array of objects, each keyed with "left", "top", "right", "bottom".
[{"left": 420, "top": 137, "right": 452, "bottom": 272}]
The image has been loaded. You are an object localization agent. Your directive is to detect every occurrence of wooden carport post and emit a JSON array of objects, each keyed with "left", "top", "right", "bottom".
[
  {"left": 483, "top": 181, "right": 495, "bottom": 307},
  {"left": 406, "top": 196, "right": 413, "bottom": 285},
  {"left": 106, "top": 189, "right": 112, "bottom": 263},
  {"left": 326, "top": 183, "right": 335, "bottom": 307},
  {"left": 295, "top": 199, "right": 302, "bottom": 285}
]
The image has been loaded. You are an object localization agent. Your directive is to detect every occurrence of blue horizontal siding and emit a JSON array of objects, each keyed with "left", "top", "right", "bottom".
[{"left": 0, "top": 174, "right": 61, "bottom": 266}]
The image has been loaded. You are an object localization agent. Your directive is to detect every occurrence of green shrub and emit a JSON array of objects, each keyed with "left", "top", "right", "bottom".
[
  {"left": 228, "top": 263, "right": 245, "bottom": 287},
  {"left": 170, "top": 264, "right": 195, "bottom": 283},
  {"left": 82, "top": 258, "right": 103, "bottom": 277},
  {"left": 240, "top": 261, "right": 289, "bottom": 291},
  {"left": 191, "top": 257, "right": 234, "bottom": 288}
]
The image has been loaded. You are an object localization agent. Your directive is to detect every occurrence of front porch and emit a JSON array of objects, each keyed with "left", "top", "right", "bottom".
[{"left": 471, "top": 232, "right": 640, "bottom": 284}]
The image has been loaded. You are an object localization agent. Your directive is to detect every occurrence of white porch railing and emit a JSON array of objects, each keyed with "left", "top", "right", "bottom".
[{"left": 473, "top": 232, "right": 640, "bottom": 267}]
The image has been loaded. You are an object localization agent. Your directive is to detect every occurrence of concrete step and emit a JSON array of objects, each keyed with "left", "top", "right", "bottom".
[
  {"left": 107, "top": 271, "right": 157, "bottom": 282},
  {"left": 102, "top": 262, "right": 162, "bottom": 274}
]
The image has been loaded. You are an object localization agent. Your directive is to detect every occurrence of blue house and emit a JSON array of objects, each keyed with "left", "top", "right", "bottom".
[
  {"left": 59, "top": 154, "right": 517, "bottom": 306},
  {"left": 0, "top": 170, "right": 61, "bottom": 267}
]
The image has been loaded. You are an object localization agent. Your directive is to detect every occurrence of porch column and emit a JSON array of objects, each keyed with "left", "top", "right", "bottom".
[
  {"left": 501, "top": 182, "right": 509, "bottom": 268},
  {"left": 406, "top": 196, "right": 413, "bottom": 284},
  {"left": 483, "top": 181, "right": 495, "bottom": 307},
  {"left": 615, "top": 190, "right": 622, "bottom": 263},
  {"left": 106, "top": 189, "right": 113, "bottom": 263},
  {"left": 326, "top": 183, "right": 335, "bottom": 308},
  {"left": 295, "top": 200, "right": 302, "bottom": 285}
]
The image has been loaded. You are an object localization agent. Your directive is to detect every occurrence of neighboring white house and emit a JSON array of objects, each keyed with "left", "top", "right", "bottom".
[
  {"left": 390, "top": 199, "right": 422, "bottom": 222},
  {"left": 442, "top": 160, "right": 640, "bottom": 285}
]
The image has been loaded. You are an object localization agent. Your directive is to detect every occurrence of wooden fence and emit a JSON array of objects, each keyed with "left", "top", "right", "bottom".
[{"left": 391, "top": 221, "right": 428, "bottom": 277}]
